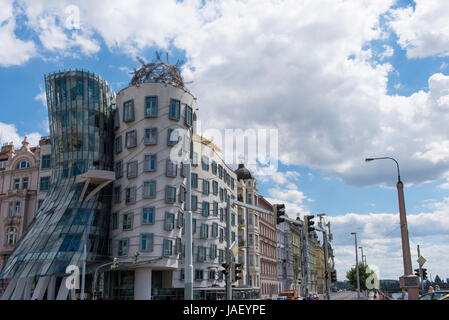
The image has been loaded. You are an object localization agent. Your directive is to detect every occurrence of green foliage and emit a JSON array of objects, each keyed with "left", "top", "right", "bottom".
[{"left": 346, "top": 263, "right": 375, "bottom": 291}]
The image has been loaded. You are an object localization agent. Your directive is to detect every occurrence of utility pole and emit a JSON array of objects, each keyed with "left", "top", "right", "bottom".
[
  {"left": 184, "top": 162, "right": 193, "bottom": 300},
  {"left": 226, "top": 197, "right": 232, "bottom": 300},
  {"left": 318, "top": 215, "right": 331, "bottom": 300},
  {"left": 303, "top": 216, "right": 310, "bottom": 297},
  {"left": 417, "top": 245, "right": 424, "bottom": 292},
  {"left": 351, "top": 232, "right": 361, "bottom": 300}
]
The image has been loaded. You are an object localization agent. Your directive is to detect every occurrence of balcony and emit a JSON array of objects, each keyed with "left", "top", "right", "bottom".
[{"left": 4, "top": 215, "right": 22, "bottom": 226}]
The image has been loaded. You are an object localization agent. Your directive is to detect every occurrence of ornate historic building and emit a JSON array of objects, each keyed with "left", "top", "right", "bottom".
[{"left": 0, "top": 137, "right": 42, "bottom": 294}]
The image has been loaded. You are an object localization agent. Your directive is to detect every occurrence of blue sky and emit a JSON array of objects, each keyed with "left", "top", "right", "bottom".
[{"left": 1, "top": 0, "right": 449, "bottom": 281}]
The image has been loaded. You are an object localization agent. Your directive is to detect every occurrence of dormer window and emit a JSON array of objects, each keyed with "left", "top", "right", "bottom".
[{"left": 16, "top": 161, "right": 30, "bottom": 169}]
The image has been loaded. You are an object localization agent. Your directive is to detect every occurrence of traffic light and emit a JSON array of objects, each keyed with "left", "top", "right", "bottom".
[
  {"left": 306, "top": 215, "right": 315, "bottom": 232},
  {"left": 111, "top": 257, "right": 118, "bottom": 270},
  {"left": 298, "top": 278, "right": 302, "bottom": 285},
  {"left": 330, "top": 270, "right": 337, "bottom": 282},
  {"left": 274, "top": 204, "right": 286, "bottom": 224},
  {"left": 414, "top": 268, "right": 420, "bottom": 277},
  {"left": 422, "top": 268, "right": 428, "bottom": 280},
  {"left": 325, "top": 271, "right": 329, "bottom": 279},
  {"left": 221, "top": 263, "right": 229, "bottom": 276},
  {"left": 234, "top": 263, "right": 243, "bottom": 282}
]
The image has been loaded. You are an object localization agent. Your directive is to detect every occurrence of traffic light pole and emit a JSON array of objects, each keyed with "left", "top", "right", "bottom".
[
  {"left": 226, "top": 197, "right": 232, "bottom": 300},
  {"left": 320, "top": 219, "right": 331, "bottom": 300},
  {"left": 417, "top": 245, "right": 424, "bottom": 292}
]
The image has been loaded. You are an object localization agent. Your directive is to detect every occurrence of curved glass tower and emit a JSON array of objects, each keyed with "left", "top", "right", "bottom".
[{"left": 1, "top": 71, "right": 116, "bottom": 281}]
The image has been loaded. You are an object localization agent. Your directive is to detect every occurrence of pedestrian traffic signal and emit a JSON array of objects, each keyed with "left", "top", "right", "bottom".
[
  {"left": 422, "top": 268, "right": 428, "bottom": 280},
  {"left": 274, "top": 204, "right": 286, "bottom": 224},
  {"left": 414, "top": 268, "right": 420, "bottom": 277},
  {"left": 306, "top": 215, "right": 315, "bottom": 232},
  {"left": 325, "top": 271, "right": 329, "bottom": 279},
  {"left": 330, "top": 270, "right": 337, "bottom": 282},
  {"left": 234, "top": 263, "right": 243, "bottom": 282},
  {"left": 222, "top": 263, "right": 229, "bottom": 276}
]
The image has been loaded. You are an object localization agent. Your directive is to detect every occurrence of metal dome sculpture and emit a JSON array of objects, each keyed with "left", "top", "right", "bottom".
[{"left": 130, "top": 52, "right": 186, "bottom": 90}]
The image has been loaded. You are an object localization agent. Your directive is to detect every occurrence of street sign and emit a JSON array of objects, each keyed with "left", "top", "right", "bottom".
[
  {"left": 417, "top": 256, "right": 426, "bottom": 266},
  {"left": 229, "top": 241, "right": 238, "bottom": 257}
]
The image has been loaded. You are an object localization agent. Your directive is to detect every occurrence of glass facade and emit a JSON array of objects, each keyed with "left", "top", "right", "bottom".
[{"left": 0, "top": 70, "right": 116, "bottom": 280}]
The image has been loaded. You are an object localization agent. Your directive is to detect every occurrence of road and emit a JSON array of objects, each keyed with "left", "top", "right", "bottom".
[{"left": 329, "top": 291, "right": 364, "bottom": 300}]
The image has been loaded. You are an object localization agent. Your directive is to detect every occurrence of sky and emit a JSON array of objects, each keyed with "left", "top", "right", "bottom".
[{"left": 1, "top": 0, "right": 449, "bottom": 282}]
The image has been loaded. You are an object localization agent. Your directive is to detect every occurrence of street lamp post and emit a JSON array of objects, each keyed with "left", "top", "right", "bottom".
[
  {"left": 318, "top": 213, "right": 331, "bottom": 300},
  {"left": 365, "top": 157, "right": 419, "bottom": 299},
  {"left": 351, "top": 232, "right": 361, "bottom": 300}
]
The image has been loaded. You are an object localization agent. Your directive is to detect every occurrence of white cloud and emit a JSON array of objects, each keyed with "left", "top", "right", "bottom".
[
  {"left": 389, "top": 0, "right": 449, "bottom": 58},
  {"left": 0, "top": 0, "right": 36, "bottom": 67},
  {"left": 0, "top": 122, "right": 42, "bottom": 147},
  {"left": 329, "top": 198, "right": 449, "bottom": 280},
  {"left": 379, "top": 44, "right": 394, "bottom": 60},
  {"left": 34, "top": 86, "right": 47, "bottom": 108}
]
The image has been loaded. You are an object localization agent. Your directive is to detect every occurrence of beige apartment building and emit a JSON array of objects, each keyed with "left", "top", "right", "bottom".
[
  {"left": 257, "top": 195, "right": 278, "bottom": 299},
  {"left": 0, "top": 137, "right": 42, "bottom": 294}
]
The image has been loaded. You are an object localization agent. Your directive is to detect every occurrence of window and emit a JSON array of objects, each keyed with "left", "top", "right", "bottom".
[
  {"left": 122, "top": 213, "right": 133, "bottom": 230},
  {"left": 125, "top": 130, "right": 137, "bottom": 148},
  {"left": 179, "top": 185, "right": 186, "bottom": 203},
  {"left": 200, "top": 224, "right": 209, "bottom": 239},
  {"left": 6, "top": 227, "right": 17, "bottom": 245},
  {"left": 191, "top": 173, "right": 198, "bottom": 188},
  {"left": 191, "top": 195, "right": 198, "bottom": 211},
  {"left": 111, "top": 213, "right": 118, "bottom": 230},
  {"left": 231, "top": 178, "right": 235, "bottom": 190},
  {"left": 40, "top": 177, "right": 50, "bottom": 191},
  {"left": 201, "top": 155, "right": 209, "bottom": 171},
  {"left": 169, "top": 99, "right": 181, "bottom": 120},
  {"left": 13, "top": 202, "right": 21, "bottom": 215},
  {"left": 114, "top": 109, "right": 120, "bottom": 129},
  {"left": 141, "top": 233, "right": 154, "bottom": 251},
  {"left": 123, "top": 100, "right": 135, "bottom": 122},
  {"left": 118, "top": 239, "right": 129, "bottom": 256},
  {"left": 184, "top": 105, "right": 193, "bottom": 126},
  {"left": 164, "top": 212, "right": 175, "bottom": 230},
  {"left": 127, "top": 161, "right": 138, "bottom": 179},
  {"left": 16, "top": 161, "right": 30, "bottom": 169},
  {"left": 195, "top": 269, "right": 204, "bottom": 281},
  {"left": 231, "top": 213, "right": 236, "bottom": 226},
  {"left": 114, "top": 136, "right": 122, "bottom": 154},
  {"left": 219, "top": 249, "right": 224, "bottom": 263},
  {"left": 145, "top": 96, "right": 158, "bottom": 118},
  {"left": 218, "top": 165, "right": 223, "bottom": 179},
  {"left": 125, "top": 186, "right": 136, "bottom": 204},
  {"left": 192, "top": 152, "right": 198, "bottom": 166},
  {"left": 211, "top": 161, "right": 217, "bottom": 175},
  {"left": 202, "top": 202, "right": 210, "bottom": 217},
  {"left": 213, "top": 202, "right": 218, "bottom": 216},
  {"left": 41, "top": 155, "right": 51, "bottom": 169},
  {"left": 177, "top": 211, "right": 184, "bottom": 228},
  {"left": 210, "top": 244, "right": 217, "bottom": 259},
  {"left": 166, "top": 160, "right": 177, "bottom": 177},
  {"left": 212, "top": 180, "right": 218, "bottom": 195},
  {"left": 203, "top": 180, "right": 210, "bottom": 195},
  {"left": 212, "top": 223, "right": 218, "bottom": 238},
  {"left": 219, "top": 228, "right": 224, "bottom": 243},
  {"left": 220, "top": 208, "right": 224, "bottom": 222},
  {"left": 163, "top": 239, "right": 173, "bottom": 256},
  {"left": 192, "top": 218, "right": 197, "bottom": 234},
  {"left": 144, "top": 128, "right": 158, "bottom": 145},
  {"left": 38, "top": 199, "right": 44, "bottom": 209},
  {"left": 0, "top": 161, "right": 6, "bottom": 169},
  {"left": 115, "top": 161, "right": 123, "bottom": 179},
  {"left": 22, "top": 177, "right": 28, "bottom": 190},
  {"left": 113, "top": 186, "right": 121, "bottom": 203},
  {"left": 165, "top": 186, "right": 176, "bottom": 203},
  {"left": 142, "top": 207, "right": 155, "bottom": 224},
  {"left": 167, "top": 128, "right": 179, "bottom": 146},
  {"left": 13, "top": 179, "right": 20, "bottom": 190},
  {"left": 144, "top": 154, "right": 157, "bottom": 171},
  {"left": 219, "top": 188, "right": 224, "bottom": 201},
  {"left": 143, "top": 181, "right": 156, "bottom": 198},
  {"left": 175, "top": 238, "right": 182, "bottom": 255},
  {"left": 197, "top": 246, "right": 207, "bottom": 262}
]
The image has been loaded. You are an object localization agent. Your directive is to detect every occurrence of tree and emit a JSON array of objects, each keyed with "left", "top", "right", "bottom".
[
  {"left": 434, "top": 275, "right": 442, "bottom": 286},
  {"left": 346, "top": 263, "right": 375, "bottom": 291}
]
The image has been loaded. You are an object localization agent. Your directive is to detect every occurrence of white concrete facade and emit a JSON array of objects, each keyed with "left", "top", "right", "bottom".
[{"left": 111, "top": 82, "right": 237, "bottom": 299}]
